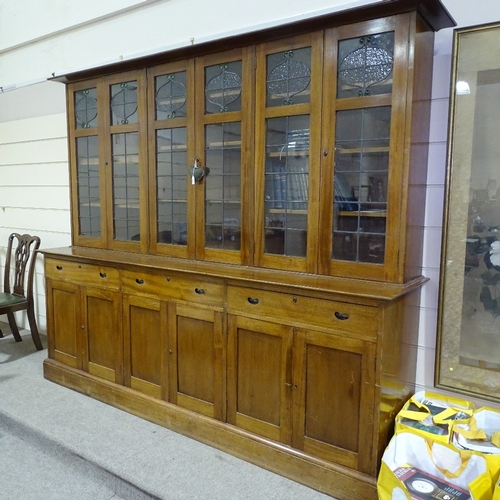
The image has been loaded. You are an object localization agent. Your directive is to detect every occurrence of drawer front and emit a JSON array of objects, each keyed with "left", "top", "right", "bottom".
[
  {"left": 45, "top": 258, "right": 120, "bottom": 290},
  {"left": 227, "top": 285, "right": 378, "bottom": 340},
  {"left": 121, "top": 269, "right": 224, "bottom": 307}
]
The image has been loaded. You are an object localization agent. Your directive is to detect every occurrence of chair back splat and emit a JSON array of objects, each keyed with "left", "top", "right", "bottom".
[{"left": 0, "top": 233, "right": 42, "bottom": 350}]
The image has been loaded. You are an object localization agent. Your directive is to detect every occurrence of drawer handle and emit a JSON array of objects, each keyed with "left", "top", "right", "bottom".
[
  {"left": 195, "top": 288, "right": 205, "bottom": 295},
  {"left": 334, "top": 312, "right": 349, "bottom": 321},
  {"left": 99, "top": 272, "right": 107, "bottom": 279},
  {"left": 136, "top": 279, "right": 144, "bottom": 285},
  {"left": 248, "top": 297, "right": 259, "bottom": 305},
  {"left": 56, "top": 265, "right": 63, "bottom": 271}
]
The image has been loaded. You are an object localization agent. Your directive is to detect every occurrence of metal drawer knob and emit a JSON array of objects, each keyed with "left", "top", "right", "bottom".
[
  {"left": 136, "top": 279, "right": 144, "bottom": 285},
  {"left": 334, "top": 312, "right": 349, "bottom": 321},
  {"left": 248, "top": 297, "right": 259, "bottom": 305},
  {"left": 195, "top": 288, "right": 205, "bottom": 295}
]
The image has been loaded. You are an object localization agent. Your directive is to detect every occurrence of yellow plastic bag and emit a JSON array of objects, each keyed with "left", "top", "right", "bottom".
[
  {"left": 378, "top": 431, "right": 494, "bottom": 500},
  {"left": 396, "top": 390, "right": 474, "bottom": 444}
]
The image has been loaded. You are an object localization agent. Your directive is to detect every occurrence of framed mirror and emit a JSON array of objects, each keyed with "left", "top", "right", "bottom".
[{"left": 436, "top": 21, "right": 500, "bottom": 402}]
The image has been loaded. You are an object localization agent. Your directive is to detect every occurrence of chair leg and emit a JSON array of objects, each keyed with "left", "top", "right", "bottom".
[
  {"left": 27, "top": 307, "right": 43, "bottom": 351},
  {"left": 7, "top": 312, "right": 23, "bottom": 343},
  {"left": 0, "top": 327, "right": 3, "bottom": 338}
]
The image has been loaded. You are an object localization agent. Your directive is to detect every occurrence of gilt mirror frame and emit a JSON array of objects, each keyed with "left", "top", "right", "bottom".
[{"left": 436, "top": 21, "right": 500, "bottom": 402}]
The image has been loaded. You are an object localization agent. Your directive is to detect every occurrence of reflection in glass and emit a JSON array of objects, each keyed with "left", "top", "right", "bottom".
[
  {"left": 76, "top": 136, "right": 100, "bottom": 237},
  {"left": 205, "top": 62, "right": 242, "bottom": 114},
  {"left": 264, "top": 115, "right": 309, "bottom": 257},
  {"left": 266, "top": 47, "right": 311, "bottom": 107},
  {"left": 156, "top": 128, "right": 188, "bottom": 245},
  {"left": 337, "top": 32, "right": 394, "bottom": 98},
  {"left": 75, "top": 88, "right": 98, "bottom": 129},
  {"left": 155, "top": 72, "right": 187, "bottom": 120},
  {"left": 332, "top": 107, "right": 390, "bottom": 263},
  {"left": 110, "top": 81, "right": 138, "bottom": 125},
  {"left": 205, "top": 122, "right": 241, "bottom": 250},
  {"left": 112, "top": 133, "right": 140, "bottom": 241}
]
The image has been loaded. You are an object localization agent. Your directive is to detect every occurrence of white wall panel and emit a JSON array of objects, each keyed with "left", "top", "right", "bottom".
[
  {"left": 0, "top": 138, "right": 68, "bottom": 165},
  {"left": 0, "top": 113, "right": 67, "bottom": 143},
  {"left": 0, "top": 163, "right": 69, "bottom": 187}
]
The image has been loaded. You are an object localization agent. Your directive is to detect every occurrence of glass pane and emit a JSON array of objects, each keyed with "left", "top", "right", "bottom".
[
  {"left": 337, "top": 31, "right": 394, "bottom": 98},
  {"left": 156, "top": 128, "right": 188, "bottom": 245},
  {"left": 74, "top": 88, "right": 98, "bottom": 129},
  {"left": 205, "top": 122, "right": 241, "bottom": 250},
  {"left": 155, "top": 71, "right": 187, "bottom": 120},
  {"left": 112, "top": 133, "right": 140, "bottom": 241},
  {"left": 76, "top": 136, "right": 100, "bottom": 237},
  {"left": 266, "top": 47, "right": 311, "bottom": 107},
  {"left": 264, "top": 115, "right": 309, "bottom": 257},
  {"left": 110, "top": 81, "right": 138, "bottom": 125},
  {"left": 333, "top": 107, "right": 390, "bottom": 263},
  {"left": 205, "top": 61, "right": 242, "bottom": 114}
]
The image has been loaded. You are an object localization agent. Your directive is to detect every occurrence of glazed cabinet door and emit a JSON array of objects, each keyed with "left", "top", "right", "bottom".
[
  {"left": 319, "top": 15, "right": 413, "bottom": 281},
  {"left": 81, "top": 285, "right": 123, "bottom": 384},
  {"left": 227, "top": 314, "right": 293, "bottom": 444},
  {"left": 46, "top": 278, "right": 81, "bottom": 369},
  {"left": 123, "top": 294, "right": 168, "bottom": 399},
  {"left": 255, "top": 32, "right": 323, "bottom": 274},
  {"left": 68, "top": 70, "right": 148, "bottom": 252},
  {"left": 292, "top": 328, "right": 377, "bottom": 475},
  {"left": 168, "top": 302, "right": 225, "bottom": 420}
]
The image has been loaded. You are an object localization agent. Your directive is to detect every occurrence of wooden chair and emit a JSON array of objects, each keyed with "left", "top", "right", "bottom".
[{"left": 0, "top": 233, "right": 42, "bottom": 350}]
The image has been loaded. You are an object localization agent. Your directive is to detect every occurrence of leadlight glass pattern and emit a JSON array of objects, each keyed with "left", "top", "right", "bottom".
[
  {"left": 112, "top": 133, "right": 140, "bottom": 241},
  {"left": 155, "top": 72, "right": 187, "bottom": 120},
  {"left": 205, "top": 122, "right": 242, "bottom": 250},
  {"left": 337, "top": 32, "right": 394, "bottom": 98},
  {"left": 264, "top": 115, "right": 309, "bottom": 257},
  {"left": 156, "top": 127, "right": 188, "bottom": 245},
  {"left": 332, "top": 106, "right": 391, "bottom": 264},
  {"left": 76, "top": 136, "right": 101, "bottom": 237},
  {"left": 205, "top": 62, "right": 242, "bottom": 114},
  {"left": 75, "top": 88, "right": 98, "bottom": 129},
  {"left": 266, "top": 48, "right": 311, "bottom": 107},
  {"left": 110, "top": 81, "right": 138, "bottom": 125}
]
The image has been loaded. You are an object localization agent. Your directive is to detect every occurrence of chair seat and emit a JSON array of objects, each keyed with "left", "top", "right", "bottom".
[{"left": 0, "top": 293, "right": 27, "bottom": 307}]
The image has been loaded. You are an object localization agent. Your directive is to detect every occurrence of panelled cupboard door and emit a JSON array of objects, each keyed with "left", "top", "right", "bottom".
[
  {"left": 254, "top": 32, "right": 323, "bottom": 274},
  {"left": 319, "top": 15, "right": 412, "bottom": 282},
  {"left": 81, "top": 286, "right": 123, "bottom": 384},
  {"left": 168, "top": 302, "right": 225, "bottom": 420},
  {"left": 46, "top": 278, "right": 81, "bottom": 369},
  {"left": 122, "top": 294, "right": 168, "bottom": 400},
  {"left": 68, "top": 70, "right": 149, "bottom": 253},
  {"left": 227, "top": 315, "right": 293, "bottom": 445},
  {"left": 292, "top": 328, "right": 377, "bottom": 475}
]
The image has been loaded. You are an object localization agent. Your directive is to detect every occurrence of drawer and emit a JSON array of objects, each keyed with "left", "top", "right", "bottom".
[
  {"left": 45, "top": 258, "right": 120, "bottom": 290},
  {"left": 121, "top": 269, "right": 224, "bottom": 307},
  {"left": 227, "top": 285, "right": 378, "bottom": 340}
]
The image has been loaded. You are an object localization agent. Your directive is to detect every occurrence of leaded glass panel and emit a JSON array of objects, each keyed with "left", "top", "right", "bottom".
[
  {"left": 264, "top": 115, "right": 309, "bottom": 257},
  {"left": 205, "top": 122, "right": 241, "bottom": 250},
  {"left": 110, "top": 81, "right": 138, "bottom": 125},
  {"left": 112, "top": 132, "right": 140, "bottom": 241},
  {"left": 332, "top": 106, "right": 390, "bottom": 263},
  {"left": 76, "top": 136, "right": 100, "bottom": 236},
  {"left": 75, "top": 88, "right": 98, "bottom": 129},
  {"left": 266, "top": 47, "right": 311, "bottom": 107},
  {"left": 337, "top": 32, "right": 394, "bottom": 98},
  {"left": 205, "top": 61, "right": 242, "bottom": 114},
  {"left": 156, "top": 127, "right": 188, "bottom": 245},
  {"left": 155, "top": 71, "right": 188, "bottom": 120}
]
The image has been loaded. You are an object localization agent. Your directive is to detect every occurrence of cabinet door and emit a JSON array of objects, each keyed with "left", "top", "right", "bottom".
[
  {"left": 227, "top": 315, "right": 293, "bottom": 444},
  {"left": 46, "top": 278, "right": 81, "bottom": 369},
  {"left": 168, "top": 302, "right": 225, "bottom": 420},
  {"left": 292, "top": 328, "right": 377, "bottom": 474},
  {"left": 81, "top": 286, "right": 123, "bottom": 384},
  {"left": 255, "top": 32, "right": 323, "bottom": 274},
  {"left": 319, "top": 16, "right": 410, "bottom": 281},
  {"left": 123, "top": 294, "right": 168, "bottom": 399}
]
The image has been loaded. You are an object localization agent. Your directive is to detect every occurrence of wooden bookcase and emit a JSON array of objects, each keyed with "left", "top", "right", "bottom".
[{"left": 43, "top": 2, "right": 455, "bottom": 499}]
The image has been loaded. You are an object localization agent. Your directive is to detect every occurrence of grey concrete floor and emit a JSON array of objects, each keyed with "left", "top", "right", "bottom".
[{"left": 0, "top": 329, "right": 336, "bottom": 500}]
